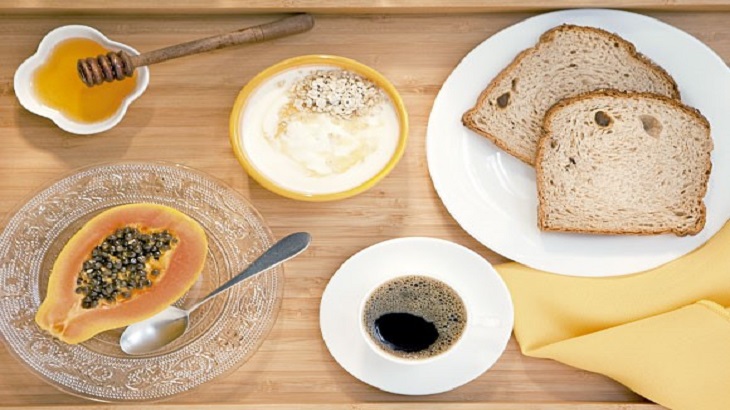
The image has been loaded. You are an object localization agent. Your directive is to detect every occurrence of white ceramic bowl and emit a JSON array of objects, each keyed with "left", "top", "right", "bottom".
[{"left": 14, "top": 25, "right": 149, "bottom": 135}]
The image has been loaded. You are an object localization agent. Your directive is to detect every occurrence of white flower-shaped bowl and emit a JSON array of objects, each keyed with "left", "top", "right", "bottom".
[{"left": 14, "top": 25, "right": 149, "bottom": 135}]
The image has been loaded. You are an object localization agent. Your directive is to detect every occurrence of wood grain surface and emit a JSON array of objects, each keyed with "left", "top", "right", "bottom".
[
  {"left": 1, "top": 8, "right": 728, "bottom": 409},
  {"left": 1, "top": 0, "right": 730, "bottom": 14}
]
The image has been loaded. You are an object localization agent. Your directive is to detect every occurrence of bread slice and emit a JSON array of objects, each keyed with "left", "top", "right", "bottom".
[
  {"left": 462, "top": 24, "right": 680, "bottom": 165},
  {"left": 535, "top": 90, "right": 712, "bottom": 236}
]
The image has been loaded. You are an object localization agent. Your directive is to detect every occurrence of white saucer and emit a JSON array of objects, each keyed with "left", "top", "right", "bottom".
[{"left": 319, "top": 237, "right": 514, "bottom": 395}]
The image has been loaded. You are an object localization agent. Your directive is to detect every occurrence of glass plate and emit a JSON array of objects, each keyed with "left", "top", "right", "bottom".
[{"left": 0, "top": 161, "right": 283, "bottom": 402}]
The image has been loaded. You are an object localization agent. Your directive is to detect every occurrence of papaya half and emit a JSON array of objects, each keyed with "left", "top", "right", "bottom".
[{"left": 35, "top": 203, "right": 208, "bottom": 344}]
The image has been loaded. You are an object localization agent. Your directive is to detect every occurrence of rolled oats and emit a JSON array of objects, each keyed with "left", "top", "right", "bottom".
[{"left": 291, "top": 69, "right": 384, "bottom": 119}]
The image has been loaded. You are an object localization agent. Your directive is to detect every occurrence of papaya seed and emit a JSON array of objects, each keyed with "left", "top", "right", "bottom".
[{"left": 75, "top": 225, "right": 177, "bottom": 309}]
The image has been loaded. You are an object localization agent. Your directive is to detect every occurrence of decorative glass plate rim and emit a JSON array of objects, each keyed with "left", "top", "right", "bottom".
[{"left": 0, "top": 161, "right": 283, "bottom": 402}]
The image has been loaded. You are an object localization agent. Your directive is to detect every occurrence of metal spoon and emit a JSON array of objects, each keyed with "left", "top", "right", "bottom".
[{"left": 120, "top": 232, "right": 311, "bottom": 355}]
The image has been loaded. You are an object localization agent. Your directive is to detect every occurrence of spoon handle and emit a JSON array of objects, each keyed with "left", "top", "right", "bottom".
[{"left": 187, "top": 232, "right": 311, "bottom": 313}]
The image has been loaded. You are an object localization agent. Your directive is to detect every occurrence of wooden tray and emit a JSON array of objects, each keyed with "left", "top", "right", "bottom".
[{"left": 1, "top": 4, "right": 728, "bottom": 408}]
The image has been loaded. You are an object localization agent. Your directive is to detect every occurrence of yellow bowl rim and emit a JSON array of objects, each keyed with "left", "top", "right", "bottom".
[{"left": 229, "top": 54, "right": 409, "bottom": 202}]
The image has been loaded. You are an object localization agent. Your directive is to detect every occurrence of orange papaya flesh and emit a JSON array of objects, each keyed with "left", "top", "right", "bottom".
[{"left": 35, "top": 203, "right": 208, "bottom": 344}]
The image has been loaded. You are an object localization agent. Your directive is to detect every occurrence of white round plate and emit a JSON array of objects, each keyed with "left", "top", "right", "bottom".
[
  {"left": 426, "top": 9, "right": 730, "bottom": 276},
  {"left": 319, "top": 237, "right": 514, "bottom": 395}
]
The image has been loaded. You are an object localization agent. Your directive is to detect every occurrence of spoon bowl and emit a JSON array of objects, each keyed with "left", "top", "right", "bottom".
[
  {"left": 119, "top": 307, "right": 189, "bottom": 354},
  {"left": 120, "top": 232, "right": 311, "bottom": 355}
]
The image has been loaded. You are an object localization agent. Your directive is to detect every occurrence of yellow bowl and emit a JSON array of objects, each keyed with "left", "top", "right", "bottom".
[{"left": 229, "top": 55, "right": 409, "bottom": 202}]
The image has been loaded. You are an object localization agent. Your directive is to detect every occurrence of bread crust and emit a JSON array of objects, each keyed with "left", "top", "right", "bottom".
[
  {"left": 534, "top": 89, "right": 712, "bottom": 236},
  {"left": 462, "top": 24, "right": 681, "bottom": 166}
]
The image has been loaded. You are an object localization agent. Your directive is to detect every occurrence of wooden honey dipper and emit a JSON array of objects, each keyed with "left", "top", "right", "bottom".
[{"left": 77, "top": 13, "right": 314, "bottom": 87}]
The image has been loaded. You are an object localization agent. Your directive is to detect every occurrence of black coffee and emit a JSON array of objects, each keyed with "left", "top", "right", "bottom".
[
  {"left": 363, "top": 275, "right": 466, "bottom": 360},
  {"left": 374, "top": 312, "right": 439, "bottom": 353}
]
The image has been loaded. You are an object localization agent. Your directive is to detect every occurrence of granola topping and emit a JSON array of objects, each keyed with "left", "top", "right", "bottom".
[{"left": 291, "top": 69, "right": 384, "bottom": 119}]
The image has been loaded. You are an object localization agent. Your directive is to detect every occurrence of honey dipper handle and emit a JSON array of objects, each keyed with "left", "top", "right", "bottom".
[{"left": 130, "top": 14, "right": 314, "bottom": 68}]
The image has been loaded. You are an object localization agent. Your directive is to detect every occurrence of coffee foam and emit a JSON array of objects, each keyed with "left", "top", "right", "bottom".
[{"left": 363, "top": 275, "right": 467, "bottom": 359}]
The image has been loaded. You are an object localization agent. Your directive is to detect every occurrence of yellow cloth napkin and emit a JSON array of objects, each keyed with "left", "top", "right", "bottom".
[{"left": 496, "top": 221, "right": 730, "bottom": 410}]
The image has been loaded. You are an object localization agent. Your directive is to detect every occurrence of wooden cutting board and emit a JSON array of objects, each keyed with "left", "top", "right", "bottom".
[{"left": 1, "top": 4, "right": 728, "bottom": 408}]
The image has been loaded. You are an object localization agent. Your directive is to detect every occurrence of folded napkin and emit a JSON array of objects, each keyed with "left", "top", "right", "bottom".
[{"left": 496, "top": 221, "right": 730, "bottom": 410}]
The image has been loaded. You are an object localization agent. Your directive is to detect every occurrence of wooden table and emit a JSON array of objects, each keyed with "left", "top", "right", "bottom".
[{"left": 1, "top": 2, "right": 728, "bottom": 408}]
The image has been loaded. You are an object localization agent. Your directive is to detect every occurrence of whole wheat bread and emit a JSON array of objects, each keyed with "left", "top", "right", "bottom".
[
  {"left": 535, "top": 90, "right": 712, "bottom": 236},
  {"left": 462, "top": 25, "right": 680, "bottom": 165}
]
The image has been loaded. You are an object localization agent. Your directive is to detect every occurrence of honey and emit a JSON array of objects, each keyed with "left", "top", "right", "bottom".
[{"left": 32, "top": 37, "right": 137, "bottom": 124}]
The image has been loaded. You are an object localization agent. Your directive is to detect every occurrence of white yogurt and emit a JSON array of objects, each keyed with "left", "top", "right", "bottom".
[{"left": 240, "top": 66, "right": 400, "bottom": 196}]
